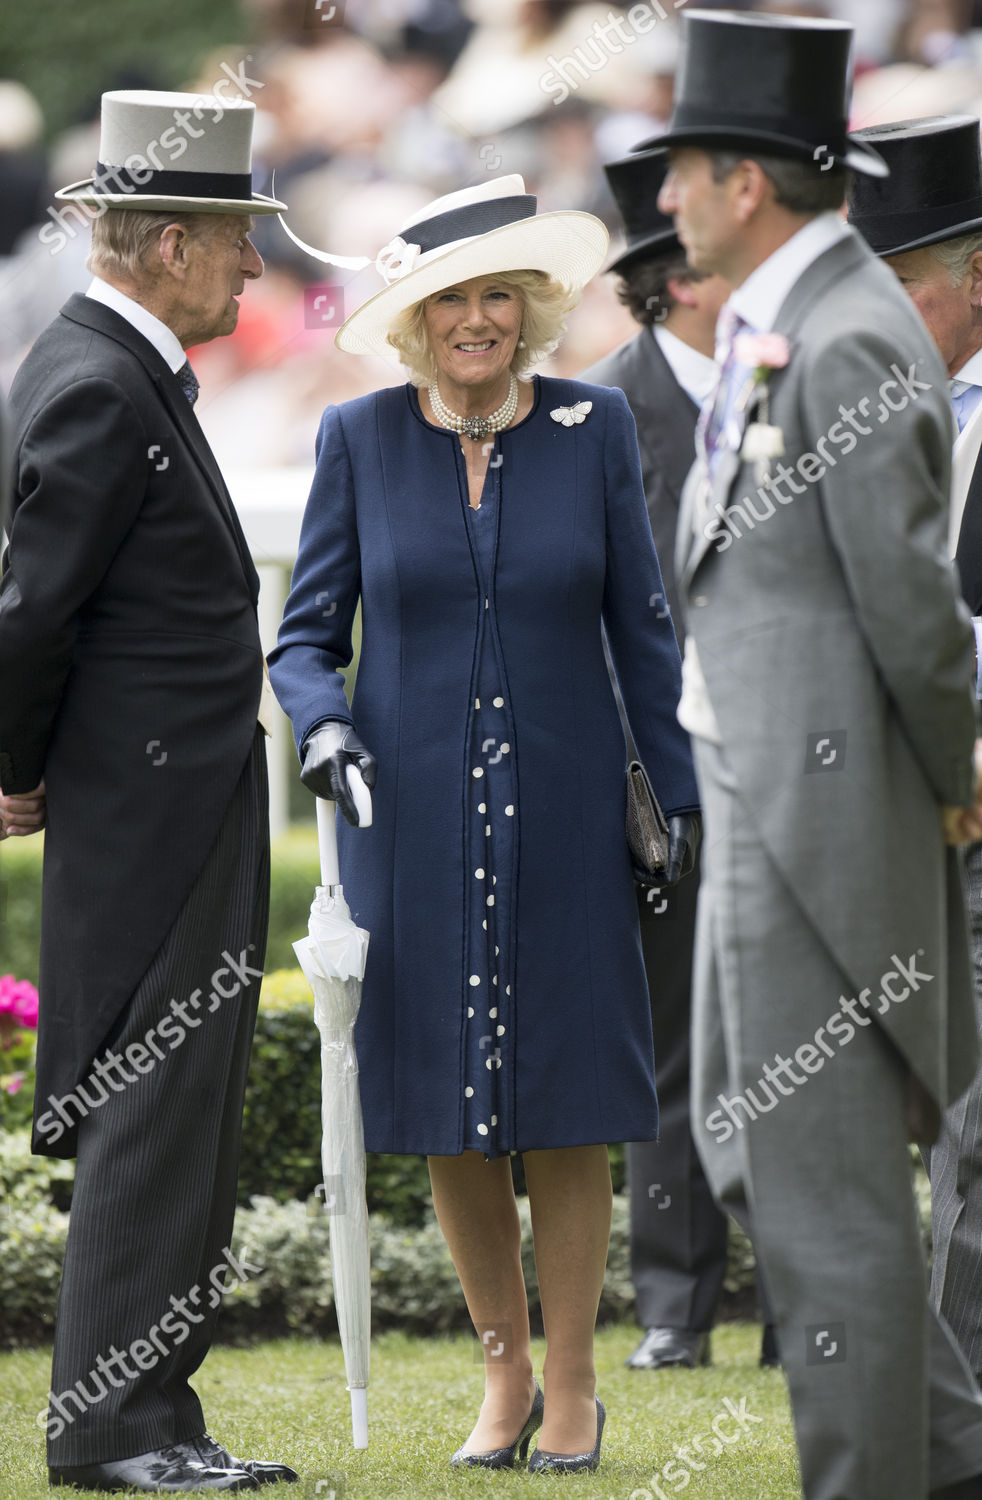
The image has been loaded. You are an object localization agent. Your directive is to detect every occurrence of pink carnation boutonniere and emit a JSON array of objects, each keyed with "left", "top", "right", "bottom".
[{"left": 733, "top": 332, "right": 792, "bottom": 481}]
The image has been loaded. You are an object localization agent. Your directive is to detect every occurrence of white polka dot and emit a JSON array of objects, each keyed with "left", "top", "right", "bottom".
[
  {"left": 506, "top": 986, "right": 511, "bottom": 995},
  {"left": 495, "top": 1056, "right": 502, "bottom": 1069},
  {"left": 489, "top": 1007, "right": 498, "bottom": 1018},
  {"left": 475, "top": 698, "right": 481, "bottom": 709},
  {"left": 486, "top": 824, "right": 492, "bottom": 836},
  {"left": 492, "top": 875, "right": 497, "bottom": 885},
  {"left": 475, "top": 868, "right": 485, "bottom": 880},
  {"left": 492, "top": 976, "right": 498, "bottom": 986},
  {"left": 495, "top": 946, "right": 500, "bottom": 956},
  {"left": 465, "top": 1086, "right": 474, "bottom": 1098},
  {"left": 500, "top": 743, "right": 510, "bottom": 754},
  {"left": 482, "top": 920, "right": 488, "bottom": 931},
  {"left": 469, "top": 975, "right": 480, "bottom": 987},
  {"left": 477, "top": 1123, "right": 489, "bottom": 1136},
  {"left": 491, "top": 1114, "right": 498, "bottom": 1126},
  {"left": 487, "top": 895, "right": 495, "bottom": 906},
  {"left": 486, "top": 1057, "right": 494, "bottom": 1070},
  {"left": 493, "top": 696, "right": 504, "bottom": 708},
  {"left": 505, "top": 805, "right": 514, "bottom": 816},
  {"left": 467, "top": 1006, "right": 474, "bottom": 1017},
  {"left": 472, "top": 767, "right": 484, "bottom": 779},
  {"left": 478, "top": 802, "right": 486, "bottom": 814},
  {"left": 497, "top": 1025, "right": 506, "bottom": 1036}
]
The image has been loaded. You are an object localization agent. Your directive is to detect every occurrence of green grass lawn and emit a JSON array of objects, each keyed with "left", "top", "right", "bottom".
[{"left": 0, "top": 1323, "right": 799, "bottom": 1499}]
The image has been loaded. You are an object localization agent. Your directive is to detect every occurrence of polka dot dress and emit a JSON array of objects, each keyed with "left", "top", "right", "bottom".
[{"left": 461, "top": 450, "right": 517, "bottom": 1157}]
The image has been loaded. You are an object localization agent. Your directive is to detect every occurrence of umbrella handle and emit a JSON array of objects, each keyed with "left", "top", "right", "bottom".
[
  {"left": 316, "top": 767, "right": 373, "bottom": 887},
  {"left": 350, "top": 1385, "right": 368, "bottom": 1449}
]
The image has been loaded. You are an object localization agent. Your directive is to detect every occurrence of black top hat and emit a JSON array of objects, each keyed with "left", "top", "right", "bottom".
[
  {"left": 603, "top": 149, "right": 681, "bottom": 274},
  {"left": 636, "top": 9, "right": 887, "bottom": 179},
  {"left": 847, "top": 116, "right": 982, "bottom": 257}
]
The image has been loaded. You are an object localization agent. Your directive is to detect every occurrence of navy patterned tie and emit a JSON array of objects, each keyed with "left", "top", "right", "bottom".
[{"left": 176, "top": 360, "right": 199, "bottom": 407}]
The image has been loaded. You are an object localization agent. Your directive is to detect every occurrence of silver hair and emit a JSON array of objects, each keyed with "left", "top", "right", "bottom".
[
  {"left": 87, "top": 208, "right": 231, "bottom": 282},
  {"left": 929, "top": 233, "right": 982, "bottom": 287}
]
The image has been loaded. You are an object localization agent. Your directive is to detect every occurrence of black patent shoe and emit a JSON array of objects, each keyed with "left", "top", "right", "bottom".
[
  {"left": 450, "top": 1382, "right": 544, "bottom": 1469},
  {"left": 49, "top": 1440, "right": 258, "bottom": 1491},
  {"left": 528, "top": 1397, "right": 606, "bottom": 1474},
  {"left": 194, "top": 1436, "right": 298, "bottom": 1485},
  {"left": 625, "top": 1327, "right": 710, "bottom": 1370}
]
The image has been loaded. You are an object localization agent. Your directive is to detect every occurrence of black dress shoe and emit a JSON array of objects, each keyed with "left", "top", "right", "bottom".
[
  {"left": 930, "top": 1478, "right": 982, "bottom": 1499},
  {"left": 194, "top": 1436, "right": 298, "bottom": 1485},
  {"left": 760, "top": 1323, "right": 781, "bottom": 1368},
  {"left": 625, "top": 1327, "right": 710, "bottom": 1370},
  {"left": 49, "top": 1441, "right": 258, "bottom": 1491}
]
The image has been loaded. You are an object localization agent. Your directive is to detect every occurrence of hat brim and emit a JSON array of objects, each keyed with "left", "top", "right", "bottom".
[
  {"left": 634, "top": 126, "right": 889, "bottom": 180},
  {"left": 854, "top": 213, "right": 982, "bottom": 260},
  {"left": 335, "top": 211, "right": 609, "bottom": 359},
  {"left": 607, "top": 227, "right": 683, "bottom": 275},
  {"left": 54, "top": 180, "right": 287, "bottom": 215}
]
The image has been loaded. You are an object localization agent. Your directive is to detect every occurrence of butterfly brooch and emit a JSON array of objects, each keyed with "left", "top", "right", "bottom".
[{"left": 550, "top": 401, "right": 593, "bottom": 427}]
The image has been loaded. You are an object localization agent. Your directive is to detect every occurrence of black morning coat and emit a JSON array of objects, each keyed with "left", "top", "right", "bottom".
[{"left": 0, "top": 294, "right": 265, "bottom": 1155}]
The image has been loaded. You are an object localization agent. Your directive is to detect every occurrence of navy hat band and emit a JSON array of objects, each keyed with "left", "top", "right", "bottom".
[{"left": 405, "top": 194, "right": 537, "bottom": 253}]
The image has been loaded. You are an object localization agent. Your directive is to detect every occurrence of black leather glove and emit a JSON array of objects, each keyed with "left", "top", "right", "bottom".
[
  {"left": 664, "top": 811, "right": 702, "bottom": 885},
  {"left": 300, "top": 720, "right": 377, "bottom": 827}
]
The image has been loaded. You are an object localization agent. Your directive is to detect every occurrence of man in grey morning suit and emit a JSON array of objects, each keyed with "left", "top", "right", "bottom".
[
  {"left": 849, "top": 113, "right": 982, "bottom": 1390},
  {"left": 0, "top": 92, "right": 296, "bottom": 1491},
  {"left": 656, "top": 11, "right": 982, "bottom": 1500},
  {"left": 582, "top": 151, "right": 779, "bottom": 1372}
]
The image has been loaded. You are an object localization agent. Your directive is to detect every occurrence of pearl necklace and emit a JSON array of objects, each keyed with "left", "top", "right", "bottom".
[{"left": 428, "top": 374, "right": 519, "bottom": 441}]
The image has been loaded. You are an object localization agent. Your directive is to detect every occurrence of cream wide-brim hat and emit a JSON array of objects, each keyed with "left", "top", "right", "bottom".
[
  {"left": 55, "top": 89, "right": 286, "bottom": 215},
  {"left": 330, "top": 176, "right": 609, "bottom": 359}
]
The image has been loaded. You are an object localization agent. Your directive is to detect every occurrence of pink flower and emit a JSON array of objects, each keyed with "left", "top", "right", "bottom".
[
  {"left": 0, "top": 974, "right": 39, "bottom": 1030},
  {"left": 734, "top": 331, "right": 791, "bottom": 371},
  {"left": 4, "top": 1073, "right": 24, "bottom": 1095}
]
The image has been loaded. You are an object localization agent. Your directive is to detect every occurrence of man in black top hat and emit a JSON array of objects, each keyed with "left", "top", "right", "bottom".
[
  {"left": 581, "top": 150, "right": 781, "bottom": 1374},
  {"left": 849, "top": 112, "right": 982, "bottom": 1394},
  {"left": 656, "top": 9, "right": 982, "bottom": 1498}
]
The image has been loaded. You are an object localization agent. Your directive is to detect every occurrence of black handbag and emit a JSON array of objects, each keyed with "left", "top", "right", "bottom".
[{"left": 626, "top": 755, "right": 670, "bottom": 881}]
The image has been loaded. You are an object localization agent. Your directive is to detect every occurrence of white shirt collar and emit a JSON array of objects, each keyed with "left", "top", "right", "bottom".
[
  {"left": 653, "top": 324, "right": 718, "bottom": 407},
  {"left": 952, "top": 346, "right": 982, "bottom": 390},
  {"left": 85, "top": 277, "right": 187, "bottom": 374},
  {"left": 726, "top": 212, "right": 851, "bottom": 335}
]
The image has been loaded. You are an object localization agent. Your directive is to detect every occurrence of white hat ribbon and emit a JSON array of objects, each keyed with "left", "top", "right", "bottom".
[{"left": 375, "top": 235, "right": 423, "bottom": 284}]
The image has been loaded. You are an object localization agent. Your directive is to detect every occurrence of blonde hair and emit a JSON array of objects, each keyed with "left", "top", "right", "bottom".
[{"left": 386, "top": 269, "right": 581, "bottom": 387}]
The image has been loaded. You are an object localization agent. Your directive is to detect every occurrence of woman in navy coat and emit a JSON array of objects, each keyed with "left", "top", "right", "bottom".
[{"left": 270, "top": 176, "right": 700, "bottom": 1473}]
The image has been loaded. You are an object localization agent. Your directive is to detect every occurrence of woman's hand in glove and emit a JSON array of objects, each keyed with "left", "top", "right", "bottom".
[{"left": 301, "top": 721, "right": 378, "bottom": 826}]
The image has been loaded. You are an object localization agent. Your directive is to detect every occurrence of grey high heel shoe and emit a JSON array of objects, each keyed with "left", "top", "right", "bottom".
[
  {"left": 450, "top": 1381, "right": 545, "bottom": 1470},
  {"left": 528, "top": 1396, "right": 606, "bottom": 1474}
]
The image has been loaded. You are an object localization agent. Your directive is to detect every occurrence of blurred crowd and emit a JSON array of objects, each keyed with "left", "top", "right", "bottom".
[{"left": 3, "top": 0, "right": 982, "bottom": 471}]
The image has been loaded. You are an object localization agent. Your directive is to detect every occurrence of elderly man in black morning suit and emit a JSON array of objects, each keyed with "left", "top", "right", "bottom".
[
  {"left": 850, "top": 113, "right": 982, "bottom": 1392},
  {"left": 581, "top": 149, "right": 779, "bottom": 1373},
  {"left": 656, "top": 10, "right": 982, "bottom": 1498},
  {"left": 0, "top": 90, "right": 298, "bottom": 1492}
]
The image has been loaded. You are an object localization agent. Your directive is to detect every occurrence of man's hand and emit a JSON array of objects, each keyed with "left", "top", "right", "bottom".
[
  {"left": 0, "top": 779, "right": 46, "bottom": 840},
  {"left": 943, "top": 738, "right": 982, "bottom": 844},
  {"left": 301, "top": 721, "right": 377, "bottom": 827}
]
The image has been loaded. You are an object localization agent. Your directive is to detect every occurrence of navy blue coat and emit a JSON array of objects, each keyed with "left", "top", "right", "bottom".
[{"left": 269, "top": 375, "right": 699, "bottom": 1155}]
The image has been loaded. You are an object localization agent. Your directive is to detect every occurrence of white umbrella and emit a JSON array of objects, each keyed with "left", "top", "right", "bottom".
[{"left": 293, "top": 768, "right": 373, "bottom": 1449}]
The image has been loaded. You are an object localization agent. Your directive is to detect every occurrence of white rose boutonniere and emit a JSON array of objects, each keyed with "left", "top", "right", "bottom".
[{"left": 733, "top": 331, "right": 791, "bottom": 480}]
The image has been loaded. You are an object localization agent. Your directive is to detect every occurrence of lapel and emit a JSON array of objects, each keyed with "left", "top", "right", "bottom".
[
  {"left": 618, "top": 331, "right": 700, "bottom": 517},
  {"left": 680, "top": 232, "right": 869, "bottom": 588},
  {"left": 951, "top": 397, "right": 982, "bottom": 556},
  {"left": 60, "top": 295, "right": 259, "bottom": 600}
]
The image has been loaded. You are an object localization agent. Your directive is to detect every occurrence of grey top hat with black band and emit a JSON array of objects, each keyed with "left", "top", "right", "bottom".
[
  {"left": 847, "top": 116, "right": 982, "bottom": 258},
  {"left": 603, "top": 149, "right": 682, "bottom": 275},
  {"left": 636, "top": 9, "right": 887, "bottom": 180},
  {"left": 55, "top": 90, "right": 286, "bottom": 215}
]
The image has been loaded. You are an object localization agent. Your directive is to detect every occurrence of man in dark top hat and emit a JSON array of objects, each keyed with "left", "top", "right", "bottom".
[
  {"left": 582, "top": 150, "right": 780, "bottom": 1374},
  {"left": 849, "top": 112, "right": 982, "bottom": 1392},
  {"left": 0, "top": 90, "right": 298, "bottom": 1491},
  {"left": 656, "top": 9, "right": 982, "bottom": 1497}
]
